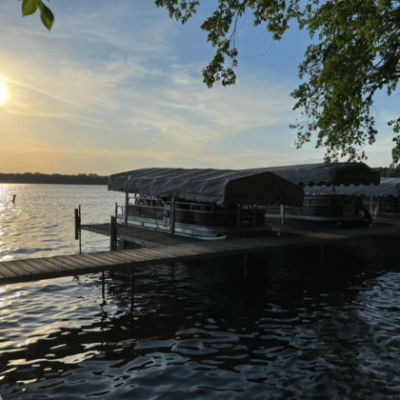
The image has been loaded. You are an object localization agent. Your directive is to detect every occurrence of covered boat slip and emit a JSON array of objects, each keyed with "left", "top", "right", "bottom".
[
  {"left": 256, "top": 162, "right": 380, "bottom": 187},
  {"left": 108, "top": 168, "right": 304, "bottom": 206},
  {"left": 260, "top": 162, "right": 381, "bottom": 225},
  {"left": 109, "top": 168, "right": 304, "bottom": 239},
  {"left": 306, "top": 177, "right": 400, "bottom": 219}
]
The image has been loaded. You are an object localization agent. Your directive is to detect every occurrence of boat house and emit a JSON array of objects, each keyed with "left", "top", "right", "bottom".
[
  {"left": 258, "top": 163, "right": 380, "bottom": 226},
  {"left": 108, "top": 168, "right": 304, "bottom": 239},
  {"left": 306, "top": 177, "right": 400, "bottom": 219}
]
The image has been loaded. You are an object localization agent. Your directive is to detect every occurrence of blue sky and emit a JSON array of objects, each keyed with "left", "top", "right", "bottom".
[{"left": 0, "top": 0, "right": 397, "bottom": 174}]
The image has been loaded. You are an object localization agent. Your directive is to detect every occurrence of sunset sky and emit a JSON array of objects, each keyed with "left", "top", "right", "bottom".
[{"left": 0, "top": 0, "right": 398, "bottom": 175}]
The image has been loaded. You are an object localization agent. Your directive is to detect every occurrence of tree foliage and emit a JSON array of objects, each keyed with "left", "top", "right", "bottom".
[
  {"left": 21, "top": 0, "right": 54, "bottom": 30},
  {"left": 19, "top": 0, "right": 400, "bottom": 163},
  {"left": 155, "top": 0, "right": 400, "bottom": 164}
]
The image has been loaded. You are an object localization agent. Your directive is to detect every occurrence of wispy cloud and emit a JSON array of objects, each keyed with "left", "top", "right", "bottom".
[{"left": 0, "top": 0, "right": 342, "bottom": 173}]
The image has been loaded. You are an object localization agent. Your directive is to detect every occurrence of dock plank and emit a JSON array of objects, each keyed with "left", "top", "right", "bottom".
[
  {"left": 118, "top": 250, "right": 162, "bottom": 263},
  {"left": 52, "top": 255, "right": 96, "bottom": 270},
  {"left": 41, "top": 256, "right": 78, "bottom": 271},
  {"left": 5, "top": 260, "right": 38, "bottom": 275},
  {"left": 17, "top": 259, "right": 55, "bottom": 274},
  {"left": 132, "top": 248, "right": 172, "bottom": 263},
  {"left": 20, "top": 258, "right": 61, "bottom": 273},
  {"left": 0, "top": 263, "right": 18, "bottom": 278},
  {"left": 107, "top": 251, "right": 142, "bottom": 264},
  {"left": 1, "top": 260, "right": 31, "bottom": 277},
  {"left": 83, "top": 252, "right": 121, "bottom": 265},
  {"left": 72, "top": 254, "right": 112, "bottom": 268}
]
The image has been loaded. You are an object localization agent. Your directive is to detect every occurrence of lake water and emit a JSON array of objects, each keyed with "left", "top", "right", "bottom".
[{"left": 1, "top": 184, "right": 400, "bottom": 399}]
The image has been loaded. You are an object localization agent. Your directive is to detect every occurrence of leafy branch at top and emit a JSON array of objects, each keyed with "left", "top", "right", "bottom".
[{"left": 21, "top": 0, "right": 54, "bottom": 30}]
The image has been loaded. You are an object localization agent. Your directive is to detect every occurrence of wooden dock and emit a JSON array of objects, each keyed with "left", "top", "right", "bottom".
[
  {"left": 1, "top": 223, "right": 400, "bottom": 286},
  {"left": 81, "top": 223, "right": 201, "bottom": 247}
]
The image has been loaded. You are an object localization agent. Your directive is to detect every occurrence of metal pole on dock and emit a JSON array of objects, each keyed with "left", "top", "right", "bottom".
[
  {"left": 171, "top": 196, "right": 176, "bottom": 235},
  {"left": 79, "top": 205, "right": 82, "bottom": 255},
  {"left": 125, "top": 193, "right": 129, "bottom": 226},
  {"left": 74, "top": 209, "right": 80, "bottom": 240},
  {"left": 280, "top": 205, "right": 285, "bottom": 225},
  {"left": 110, "top": 216, "right": 117, "bottom": 251},
  {"left": 102, "top": 271, "right": 105, "bottom": 300}
]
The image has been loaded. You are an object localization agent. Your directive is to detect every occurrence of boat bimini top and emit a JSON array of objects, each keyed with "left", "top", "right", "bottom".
[
  {"left": 108, "top": 168, "right": 304, "bottom": 207},
  {"left": 255, "top": 162, "right": 380, "bottom": 187},
  {"left": 305, "top": 177, "right": 399, "bottom": 197}
]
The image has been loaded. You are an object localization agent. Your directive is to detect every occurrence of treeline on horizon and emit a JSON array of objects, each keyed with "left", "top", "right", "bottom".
[
  {"left": 1, "top": 166, "right": 400, "bottom": 185},
  {"left": 0, "top": 172, "right": 108, "bottom": 185}
]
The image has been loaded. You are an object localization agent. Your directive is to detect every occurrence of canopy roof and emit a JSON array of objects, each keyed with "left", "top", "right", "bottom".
[
  {"left": 305, "top": 177, "right": 400, "bottom": 197},
  {"left": 108, "top": 168, "right": 304, "bottom": 206},
  {"left": 255, "top": 162, "right": 380, "bottom": 187}
]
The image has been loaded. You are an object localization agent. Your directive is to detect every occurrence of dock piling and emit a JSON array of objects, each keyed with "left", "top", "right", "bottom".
[
  {"left": 125, "top": 193, "right": 129, "bottom": 226},
  {"left": 110, "top": 216, "right": 117, "bottom": 251},
  {"left": 102, "top": 271, "right": 105, "bottom": 300},
  {"left": 74, "top": 209, "right": 79, "bottom": 240},
  {"left": 280, "top": 205, "right": 286, "bottom": 225},
  {"left": 79, "top": 205, "right": 82, "bottom": 255},
  {"left": 12, "top": 194, "right": 16, "bottom": 204}
]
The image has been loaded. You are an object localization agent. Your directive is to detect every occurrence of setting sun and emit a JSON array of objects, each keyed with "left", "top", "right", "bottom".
[{"left": 0, "top": 78, "right": 7, "bottom": 104}]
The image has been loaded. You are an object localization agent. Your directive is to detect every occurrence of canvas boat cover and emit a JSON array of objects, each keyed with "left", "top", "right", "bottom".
[
  {"left": 255, "top": 162, "right": 380, "bottom": 187},
  {"left": 108, "top": 168, "right": 304, "bottom": 206},
  {"left": 305, "top": 177, "right": 400, "bottom": 197}
]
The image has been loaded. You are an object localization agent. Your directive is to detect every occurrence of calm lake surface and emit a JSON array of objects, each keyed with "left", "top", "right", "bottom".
[{"left": 1, "top": 184, "right": 400, "bottom": 399}]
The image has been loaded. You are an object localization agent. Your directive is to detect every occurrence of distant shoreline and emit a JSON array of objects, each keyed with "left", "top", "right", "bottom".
[{"left": 0, "top": 173, "right": 108, "bottom": 185}]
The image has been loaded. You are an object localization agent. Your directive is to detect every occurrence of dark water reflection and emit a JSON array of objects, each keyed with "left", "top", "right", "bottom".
[
  {"left": 1, "top": 185, "right": 400, "bottom": 399},
  {"left": 2, "top": 248, "right": 400, "bottom": 399}
]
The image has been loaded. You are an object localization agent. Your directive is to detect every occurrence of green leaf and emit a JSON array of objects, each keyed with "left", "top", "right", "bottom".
[
  {"left": 38, "top": 1, "right": 54, "bottom": 30},
  {"left": 22, "top": 0, "right": 39, "bottom": 17}
]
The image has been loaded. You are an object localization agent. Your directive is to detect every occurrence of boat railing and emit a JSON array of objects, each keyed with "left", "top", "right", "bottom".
[{"left": 122, "top": 201, "right": 265, "bottom": 228}]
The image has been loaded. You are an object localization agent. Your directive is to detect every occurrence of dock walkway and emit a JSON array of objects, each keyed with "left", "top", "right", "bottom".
[
  {"left": 1, "top": 223, "right": 400, "bottom": 286},
  {"left": 81, "top": 223, "right": 200, "bottom": 247}
]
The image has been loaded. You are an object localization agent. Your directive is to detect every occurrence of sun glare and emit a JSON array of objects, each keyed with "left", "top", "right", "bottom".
[{"left": 0, "top": 78, "right": 7, "bottom": 104}]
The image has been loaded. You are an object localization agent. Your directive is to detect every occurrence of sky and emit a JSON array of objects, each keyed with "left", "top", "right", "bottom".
[{"left": 0, "top": 0, "right": 398, "bottom": 175}]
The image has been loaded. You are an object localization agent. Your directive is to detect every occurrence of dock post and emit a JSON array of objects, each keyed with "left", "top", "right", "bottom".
[
  {"left": 74, "top": 209, "right": 79, "bottom": 240},
  {"left": 171, "top": 196, "right": 176, "bottom": 235},
  {"left": 12, "top": 194, "right": 16, "bottom": 204},
  {"left": 102, "top": 271, "right": 105, "bottom": 300},
  {"left": 130, "top": 270, "right": 134, "bottom": 313},
  {"left": 79, "top": 205, "right": 82, "bottom": 255},
  {"left": 110, "top": 216, "right": 117, "bottom": 251},
  {"left": 244, "top": 253, "right": 248, "bottom": 278},
  {"left": 280, "top": 205, "right": 285, "bottom": 225},
  {"left": 125, "top": 193, "right": 129, "bottom": 226}
]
